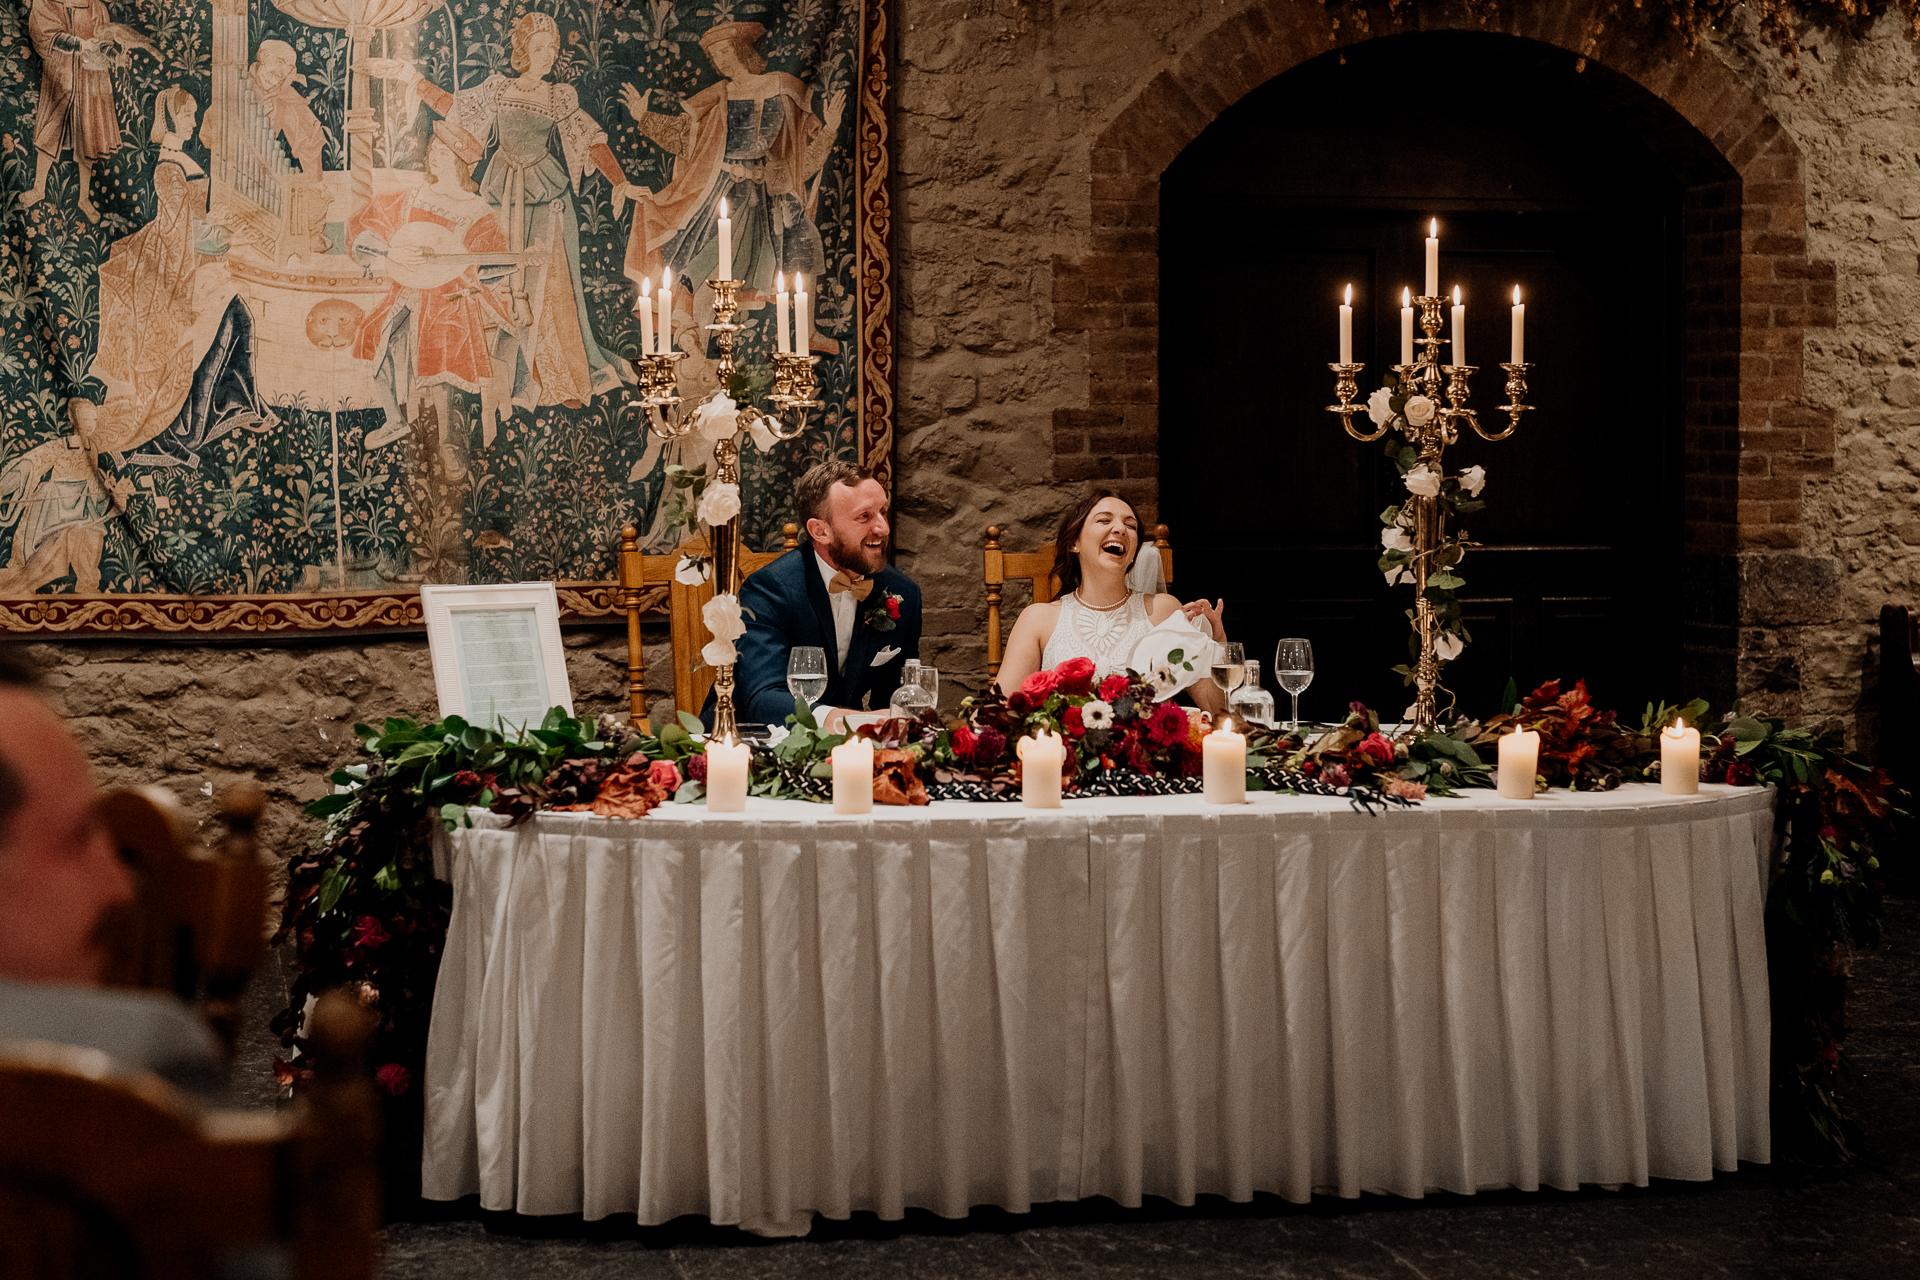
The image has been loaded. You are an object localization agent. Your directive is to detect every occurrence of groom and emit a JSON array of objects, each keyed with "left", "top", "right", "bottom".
[{"left": 715, "top": 460, "right": 921, "bottom": 730}]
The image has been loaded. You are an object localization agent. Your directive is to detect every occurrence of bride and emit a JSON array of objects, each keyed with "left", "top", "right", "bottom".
[{"left": 997, "top": 490, "right": 1229, "bottom": 714}]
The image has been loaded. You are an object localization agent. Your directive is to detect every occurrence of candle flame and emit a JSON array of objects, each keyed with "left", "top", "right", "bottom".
[
  {"left": 1429, "top": 218, "right": 1437, "bottom": 238},
  {"left": 1344, "top": 284, "right": 1352, "bottom": 306},
  {"left": 1514, "top": 284, "right": 1522, "bottom": 305},
  {"left": 1453, "top": 285, "right": 1462, "bottom": 306},
  {"left": 795, "top": 273, "right": 805, "bottom": 291},
  {"left": 775, "top": 271, "right": 785, "bottom": 291},
  {"left": 640, "top": 277, "right": 650, "bottom": 298},
  {"left": 720, "top": 197, "right": 728, "bottom": 219},
  {"left": 1402, "top": 287, "right": 1410, "bottom": 307},
  {"left": 660, "top": 268, "right": 670, "bottom": 289},
  {"left": 1664, "top": 717, "right": 1687, "bottom": 737}
]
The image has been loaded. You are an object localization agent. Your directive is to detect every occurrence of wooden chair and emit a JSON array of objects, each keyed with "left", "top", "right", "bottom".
[
  {"left": 619, "top": 523, "right": 799, "bottom": 731},
  {"left": 1879, "top": 605, "right": 1920, "bottom": 887},
  {"left": 985, "top": 523, "right": 1173, "bottom": 681},
  {"left": 0, "top": 990, "right": 379, "bottom": 1280},
  {"left": 95, "top": 785, "right": 269, "bottom": 1060}
]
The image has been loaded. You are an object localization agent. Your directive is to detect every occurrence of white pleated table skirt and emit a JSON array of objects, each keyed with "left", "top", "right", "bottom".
[{"left": 421, "top": 783, "right": 1775, "bottom": 1237}]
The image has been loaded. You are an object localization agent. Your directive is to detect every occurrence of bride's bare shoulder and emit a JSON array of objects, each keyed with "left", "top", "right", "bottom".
[{"left": 1146, "top": 592, "right": 1182, "bottom": 623}]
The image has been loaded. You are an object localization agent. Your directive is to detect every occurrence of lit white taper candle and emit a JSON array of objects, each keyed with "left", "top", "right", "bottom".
[
  {"left": 1451, "top": 285, "right": 1465, "bottom": 368},
  {"left": 717, "top": 197, "right": 732, "bottom": 281},
  {"left": 774, "top": 271, "right": 790, "bottom": 355},
  {"left": 1511, "top": 284, "right": 1525, "bottom": 364},
  {"left": 1400, "top": 287, "right": 1414, "bottom": 365},
  {"left": 637, "top": 277, "right": 654, "bottom": 357},
  {"left": 794, "top": 273, "right": 811, "bottom": 355},
  {"left": 1424, "top": 219, "right": 1439, "bottom": 297},
  {"left": 657, "top": 268, "right": 672, "bottom": 356},
  {"left": 1338, "top": 284, "right": 1353, "bottom": 365}
]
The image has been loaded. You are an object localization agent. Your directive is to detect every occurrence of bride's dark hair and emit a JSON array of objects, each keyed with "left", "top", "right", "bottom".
[{"left": 1052, "top": 489, "right": 1140, "bottom": 597}]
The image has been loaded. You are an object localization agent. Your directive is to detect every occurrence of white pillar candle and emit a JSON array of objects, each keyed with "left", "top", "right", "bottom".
[
  {"left": 705, "top": 737, "right": 750, "bottom": 812},
  {"left": 1017, "top": 730, "right": 1065, "bottom": 809},
  {"left": 831, "top": 736, "right": 874, "bottom": 814},
  {"left": 1338, "top": 284, "right": 1353, "bottom": 365},
  {"left": 774, "top": 271, "right": 790, "bottom": 355},
  {"left": 1400, "top": 287, "right": 1414, "bottom": 365},
  {"left": 1660, "top": 719, "right": 1701, "bottom": 796},
  {"left": 717, "top": 197, "right": 733, "bottom": 281},
  {"left": 637, "top": 277, "right": 654, "bottom": 358},
  {"left": 1451, "top": 285, "right": 1465, "bottom": 368},
  {"left": 795, "top": 273, "right": 811, "bottom": 355},
  {"left": 1202, "top": 719, "right": 1246, "bottom": 805},
  {"left": 1511, "top": 285, "right": 1525, "bottom": 364},
  {"left": 1424, "top": 219, "right": 1439, "bottom": 297},
  {"left": 1497, "top": 727, "right": 1539, "bottom": 800},
  {"left": 657, "top": 268, "right": 672, "bottom": 356}
]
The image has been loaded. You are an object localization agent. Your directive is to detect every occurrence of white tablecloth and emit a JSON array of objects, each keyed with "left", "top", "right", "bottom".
[{"left": 422, "top": 784, "right": 1775, "bottom": 1236}]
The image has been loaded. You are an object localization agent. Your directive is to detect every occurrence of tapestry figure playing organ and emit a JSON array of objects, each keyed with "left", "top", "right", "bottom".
[{"left": 0, "top": 0, "right": 891, "bottom": 631}]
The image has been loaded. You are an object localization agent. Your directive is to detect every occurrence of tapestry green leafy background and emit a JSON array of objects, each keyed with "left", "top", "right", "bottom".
[{"left": 0, "top": 0, "right": 864, "bottom": 604}]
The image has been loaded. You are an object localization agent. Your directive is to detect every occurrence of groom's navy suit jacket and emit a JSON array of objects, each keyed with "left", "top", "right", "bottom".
[{"left": 704, "top": 548, "right": 922, "bottom": 729}]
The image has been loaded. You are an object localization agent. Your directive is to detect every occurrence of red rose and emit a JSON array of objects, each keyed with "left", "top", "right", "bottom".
[
  {"left": 1097, "top": 674, "right": 1131, "bottom": 702},
  {"left": 885, "top": 596, "right": 901, "bottom": 619},
  {"left": 376, "top": 1063, "right": 412, "bottom": 1096},
  {"left": 1056, "top": 657, "right": 1097, "bottom": 696},
  {"left": 352, "top": 916, "right": 389, "bottom": 951},
  {"left": 952, "top": 725, "right": 978, "bottom": 758},
  {"left": 648, "top": 759, "right": 683, "bottom": 792},
  {"left": 1357, "top": 732, "right": 1396, "bottom": 767},
  {"left": 1019, "top": 669, "right": 1059, "bottom": 702},
  {"left": 1062, "top": 705, "right": 1086, "bottom": 738}
]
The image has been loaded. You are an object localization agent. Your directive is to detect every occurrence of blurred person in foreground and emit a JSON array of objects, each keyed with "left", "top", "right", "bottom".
[{"left": 0, "top": 647, "right": 223, "bottom": 1099}]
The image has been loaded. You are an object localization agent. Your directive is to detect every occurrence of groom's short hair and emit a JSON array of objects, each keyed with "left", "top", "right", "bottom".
[{"left": 795, "top": 460, "right": 874, "bottom": 524}]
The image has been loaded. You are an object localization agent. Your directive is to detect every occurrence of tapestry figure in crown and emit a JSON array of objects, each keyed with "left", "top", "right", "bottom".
[
  {"left": 369, "top": 12, "right": 633, "bottom": 411},
  {"left": 620, "top": 20, "right": 844, "bottom": 358},
  {"left": 21, "top": 0, "right": 156, "bottom": 223},
  {"left": 349, "top": 120, "right": 517, "bottom": 475}
]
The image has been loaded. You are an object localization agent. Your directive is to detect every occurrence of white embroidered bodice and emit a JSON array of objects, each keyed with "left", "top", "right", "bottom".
[{"left": 1042, "top": 590, "right": 1155, "bottom": 676}]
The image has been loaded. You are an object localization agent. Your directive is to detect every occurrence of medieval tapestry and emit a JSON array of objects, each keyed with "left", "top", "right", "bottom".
[{"left": 0, "top": 0, "right": 894, "bottom": 634}]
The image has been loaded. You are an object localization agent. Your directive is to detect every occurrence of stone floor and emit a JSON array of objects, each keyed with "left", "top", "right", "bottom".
[{"left": 238, "top": 899, "right": 1920, "bottom": 1279}]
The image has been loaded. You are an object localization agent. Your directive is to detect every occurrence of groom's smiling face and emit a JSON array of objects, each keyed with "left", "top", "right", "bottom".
[{"left": 809, "top": 478, "right": 891, "bottom": 577}]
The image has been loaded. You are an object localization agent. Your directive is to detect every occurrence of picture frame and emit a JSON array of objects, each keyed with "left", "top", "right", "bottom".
[{"left": 421, "top": 582, "right": 573, "bottom": 731}]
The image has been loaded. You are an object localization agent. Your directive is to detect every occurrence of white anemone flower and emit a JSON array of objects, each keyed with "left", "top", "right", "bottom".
[
  {"left": 674, "top": 554, "right": 711, "bottom": 586},
  {"left": 702, "top": 591, "right": 746, "bottom": 642},
  {"left": 1460, "top": 464, "right": 1487, "bottom": 496},
  {"left": 1435, "top": 632, "right": 1465, "bottom": 662},
  {"left": 1404, "top": 394, "right": 1437, "bottom": 426},
  {"left": 1366, "top": 387, "right": 1394, "bottom": 426},
  {"left": 1402, "top": 464, "right": 1442, "bottom": 498},
  {"left": 695, "top": 481, "right": 742, "bottom": 527},
  {"left": 1082, "top": 699, "right": 1114, "bottom": 730}
]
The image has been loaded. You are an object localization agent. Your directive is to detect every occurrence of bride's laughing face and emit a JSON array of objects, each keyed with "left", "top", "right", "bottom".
[{"left": 1075, "top": 497, "right": 1139, "bottom": 578}]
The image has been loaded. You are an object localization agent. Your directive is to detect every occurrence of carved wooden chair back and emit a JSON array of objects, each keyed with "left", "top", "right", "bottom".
[
  {"left": 95, "top": 785, "right": 269, "bottom": 1058},
  {"left": 619, "top": 524, "right": 799, "bottom": 731},
  {"left": 984, "top": 523, "right": 1173, "bottom": 681},
  {"left": 0, "top": 990, "right": 380, "bottom": 1280}
]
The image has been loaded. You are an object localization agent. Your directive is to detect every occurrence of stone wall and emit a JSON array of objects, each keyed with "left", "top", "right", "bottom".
[{"left": 20, "top": 0, "right": 1920, "bottom": 855}]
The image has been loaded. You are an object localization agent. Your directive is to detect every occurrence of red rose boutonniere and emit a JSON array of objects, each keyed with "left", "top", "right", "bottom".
[{"left": 863, "top": 589, "right": 904, "bottom": 632}]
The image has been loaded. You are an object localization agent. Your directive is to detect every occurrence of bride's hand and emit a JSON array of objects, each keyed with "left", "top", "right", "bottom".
[{"left": 1181, "top": 597, "right": 1225, "bottom": 642}]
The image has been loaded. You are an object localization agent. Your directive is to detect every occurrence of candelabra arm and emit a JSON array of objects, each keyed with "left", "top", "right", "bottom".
[
  {"left": 1327, "top": 362, "right": 1387, "bottom": 441},
  {"left": 1471, "top": 362, "right": 1533, "bottom": 440}
]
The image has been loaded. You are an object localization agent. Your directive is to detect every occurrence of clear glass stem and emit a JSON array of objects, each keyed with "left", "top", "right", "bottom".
[{"left": 1289, "top": 692, "right": 1300, "bottom": 731}]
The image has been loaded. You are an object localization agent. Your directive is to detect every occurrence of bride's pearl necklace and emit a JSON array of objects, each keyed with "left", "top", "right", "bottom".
[{"left": 1073, "top": 589, "right": 1131, "bottom": 612}]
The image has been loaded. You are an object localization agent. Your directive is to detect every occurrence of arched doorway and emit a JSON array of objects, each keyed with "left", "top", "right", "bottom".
[{"left": 1158, "top": 32, "right": 1732, "bottom": 718}]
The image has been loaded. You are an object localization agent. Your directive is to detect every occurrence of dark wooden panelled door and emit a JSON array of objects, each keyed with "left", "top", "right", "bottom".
[{"left": 1160, "top": 33, "right": 1686, "bottom": 720}]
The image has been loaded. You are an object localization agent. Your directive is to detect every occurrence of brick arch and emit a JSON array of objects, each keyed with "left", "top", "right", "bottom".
[{"left": 1050, "top": 0, "right": 1835, "bottom": 699}]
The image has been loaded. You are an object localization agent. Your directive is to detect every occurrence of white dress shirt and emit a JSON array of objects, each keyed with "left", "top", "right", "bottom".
[{"left": 815, "top": 550, "right": 857, "bottom": 671}]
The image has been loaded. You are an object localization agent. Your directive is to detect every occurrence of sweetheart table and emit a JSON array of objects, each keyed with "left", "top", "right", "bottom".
[{"left": 420, "top": 784, "right": 1775, "bottom": 1237}]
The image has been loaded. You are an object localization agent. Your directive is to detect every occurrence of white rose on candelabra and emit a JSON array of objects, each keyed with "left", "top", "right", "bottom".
[
  {"left": 690, "top": 393, "right": 740, "bottom": 445},
  {"left": 1460, "top": 464, "right": 1487, "bottom": 496},
  {"left": 745, "top": 414, "right": 780, "bottom": 453},
  {"left": 1367, "top": 387, "right": 1394, "bottom": 426},
  {"left": 696, "top": 481, "right": 742, "bottom": 527},
  {"left": 1381, "top": 525, "right": 1414, "bottom": 553},
  {"left": 701, "top": 637, "right": 737, "bottom": 668},
  {"left": 1403, "top": 464, "right": 1442, "bottom": 498},
  {"left": 1383, "top": 563, "right": 1414, "bottom": 586},
  {"left": 702, "top": 591, "right": 747, "bottom": 642},
  {"left": 1435, "top": 631, "right": 1465, "bottom": 662},
  {"left": 674, "top": 554, "right": 711, "bottom": 585},
  {"left": 1404, "top": 394, "right": 1437, "bottom": 426}
]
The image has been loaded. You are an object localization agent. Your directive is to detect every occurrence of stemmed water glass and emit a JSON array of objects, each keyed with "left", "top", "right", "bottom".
[
  {"left": 1209, "top": 642, "right": 1247, "bottom": 704},
  {"left": 1274, "top": 638, "right": 1314, "bottom": 731},
  {"left": 787, "top": 647, "right": 828, "bottom": 709}
]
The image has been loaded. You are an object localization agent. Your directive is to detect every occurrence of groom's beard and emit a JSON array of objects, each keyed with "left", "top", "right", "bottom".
[{"left": 823, "top": 529, "right": 888, "bottom": 577}]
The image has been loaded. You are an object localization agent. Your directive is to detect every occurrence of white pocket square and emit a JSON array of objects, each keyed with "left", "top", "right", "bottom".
[{"left": 872, "top": 646, "right": 901, "bottom": 667}]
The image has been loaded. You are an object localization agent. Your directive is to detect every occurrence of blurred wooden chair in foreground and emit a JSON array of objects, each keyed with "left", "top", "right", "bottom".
[
  {"left": 95, "top": 784, "right": 269, "bottom": 1058},
  {"left": 0, "top": 989, "right": 380, "bottom": 1280},
  {"left": 984, "top": 523, "right": 1174, "bottom": 682},
  {"left": 618, "top": 523, "right": 799, "bottom": 731}
]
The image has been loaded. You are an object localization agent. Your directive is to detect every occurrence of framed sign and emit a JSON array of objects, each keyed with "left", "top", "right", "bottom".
[
  {"left": 422, "top": 581, "right": 571, "bottom": 729},
  {"left": 0, "top": 0, "right": 894, "bottom": 636}
]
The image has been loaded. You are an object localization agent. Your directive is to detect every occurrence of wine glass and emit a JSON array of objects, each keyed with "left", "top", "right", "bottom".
[
  {"left": 1274, "top": 638, "right": 1314, "bottom": 731},
  {"left": 787, "top": 647, "right": 828, "bottom": 709},
  {"left": 1209, "top": 642, "right": 1247, "bottom": 702}
]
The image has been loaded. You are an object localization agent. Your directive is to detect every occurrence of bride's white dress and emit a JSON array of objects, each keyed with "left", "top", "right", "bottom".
[{"left": 1041, "top": 590, "right": 1156, "bottom": 676}]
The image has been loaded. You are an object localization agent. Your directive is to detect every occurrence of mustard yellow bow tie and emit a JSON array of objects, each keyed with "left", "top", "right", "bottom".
[{"left": 828, "top": 571, "right": 874, "bottom": 601}]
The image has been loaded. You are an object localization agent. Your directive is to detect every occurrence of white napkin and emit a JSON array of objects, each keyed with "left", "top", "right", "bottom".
[
  {"left": 1127, "top": 611, "right": 1221, "bottom": 701},
  {"left": 871, "top": 645, "right": 901, "bottom": 667}
]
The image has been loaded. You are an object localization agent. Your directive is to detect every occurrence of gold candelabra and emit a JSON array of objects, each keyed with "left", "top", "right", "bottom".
[
  {"left": 623, "top": 277, "right": 823, "bottom": 741},
  {"left": 1327, "top": 293, "right": 1534, "bottom": 734}
]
